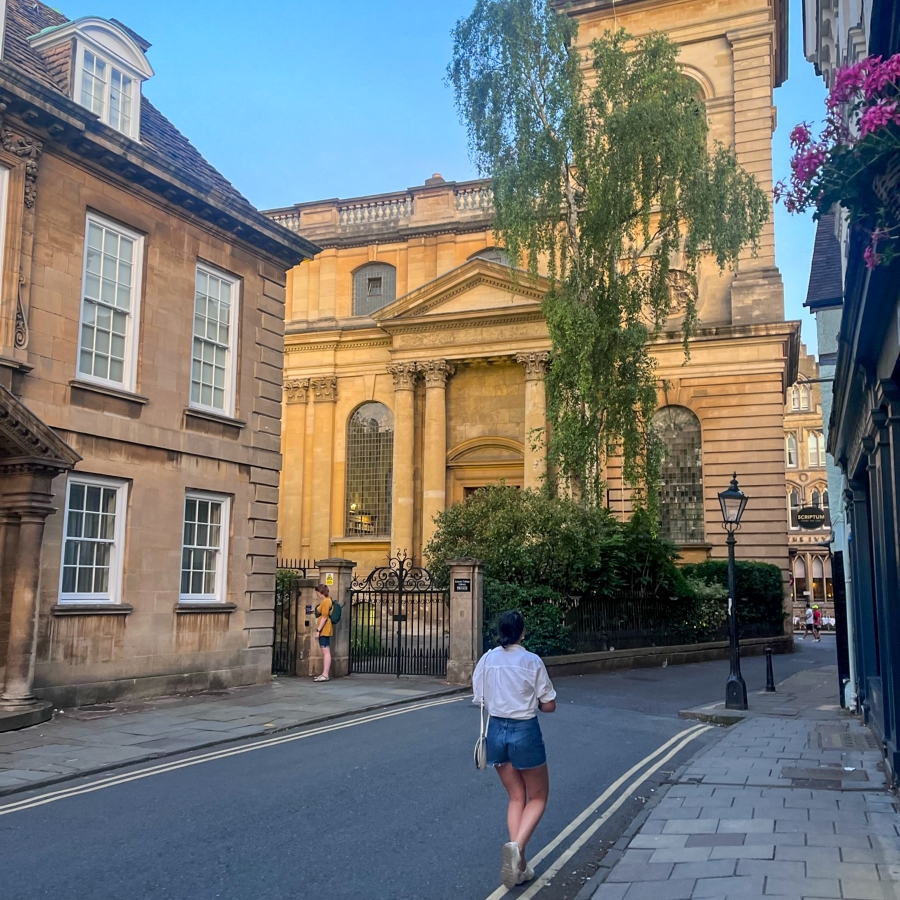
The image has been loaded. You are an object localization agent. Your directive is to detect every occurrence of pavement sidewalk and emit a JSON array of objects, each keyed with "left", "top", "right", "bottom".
[
  {"left": 583, "top": 667, "right": 900, "bottom": 900},
  {"left": 0, "top": 674, "right": 462, "bottom": 796}
]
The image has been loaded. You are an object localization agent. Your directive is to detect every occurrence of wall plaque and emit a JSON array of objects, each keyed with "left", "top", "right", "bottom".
[{"left": 454, "top": 578, "right": 471, "bottom": 593}]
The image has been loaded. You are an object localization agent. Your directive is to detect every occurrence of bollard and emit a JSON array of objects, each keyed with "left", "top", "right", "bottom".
[{"left": 765, "top": 646, "right": 776, "bottom": 692}]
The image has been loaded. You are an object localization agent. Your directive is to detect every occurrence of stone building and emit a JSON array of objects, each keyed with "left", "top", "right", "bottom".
[
  {"left": 268, "top": 0, "right": 799, "bottom": 580},
  {"left": 0, "top": 0, "right": 317, "bottom": 726},
  {"left": 783, "top": 345, "right": 833, "bottom": 623}
]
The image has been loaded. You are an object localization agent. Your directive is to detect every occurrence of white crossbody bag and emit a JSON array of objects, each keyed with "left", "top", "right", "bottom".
[{"left": 474, "top": 669, "right": 488, "bottom": 770}]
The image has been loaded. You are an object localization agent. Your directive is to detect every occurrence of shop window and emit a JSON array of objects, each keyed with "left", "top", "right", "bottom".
[{"left": 793, "top": 556, "right": 808, "bottom": 603}]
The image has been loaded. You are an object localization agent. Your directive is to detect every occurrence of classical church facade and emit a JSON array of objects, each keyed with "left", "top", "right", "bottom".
[{"left": 269, "top": 0, "right": 800, "bottom": 578}]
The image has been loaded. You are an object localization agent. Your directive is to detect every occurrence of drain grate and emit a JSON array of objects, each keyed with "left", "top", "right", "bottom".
[{"left": 818, "top": 731, "right": 881, "bottom": 751}]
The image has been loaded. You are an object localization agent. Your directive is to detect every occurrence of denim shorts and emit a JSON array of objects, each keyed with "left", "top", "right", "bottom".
[
  {"left": 318, "top": 636, "right": 331, "bottom": 648},
  {"left": 486, "top": 716, "right": 547, "bottom": 770}
]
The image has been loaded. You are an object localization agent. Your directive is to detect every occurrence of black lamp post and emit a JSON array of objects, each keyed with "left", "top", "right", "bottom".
[{"left": 719, "top": 473, "right": 749, "bottom": 711}]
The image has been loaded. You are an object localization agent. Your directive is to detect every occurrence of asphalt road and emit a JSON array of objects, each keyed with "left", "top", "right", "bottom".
[{"left": 1, "top": 638, "right": 836, "bottom": 900}]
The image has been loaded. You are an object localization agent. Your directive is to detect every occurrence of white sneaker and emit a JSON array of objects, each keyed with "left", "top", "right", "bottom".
[
  {"left": 501, "top": 843, "right": 521, "bottom": 889},
  {"left": 517, "top": 864, "right": 535, "bottom": 885}
]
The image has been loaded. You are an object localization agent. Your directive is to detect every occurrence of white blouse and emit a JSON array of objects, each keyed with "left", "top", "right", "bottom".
[{"left": 472, "top": 645, "right": 557, "bottom": 720}]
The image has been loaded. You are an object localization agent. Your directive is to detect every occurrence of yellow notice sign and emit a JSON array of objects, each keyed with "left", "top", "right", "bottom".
[{"left": 325, "top": 573, "right": 334, "bottom": 586}]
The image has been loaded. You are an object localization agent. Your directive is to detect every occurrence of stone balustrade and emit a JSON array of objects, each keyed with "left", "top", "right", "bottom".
[
  {"left": 339, "top": 196, "right": 414, "bottom": 225},
  {"left": 455, "top": 186, "right": 493, "bottom": 212}
]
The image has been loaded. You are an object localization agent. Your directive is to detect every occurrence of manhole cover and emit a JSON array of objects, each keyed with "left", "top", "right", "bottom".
[
  {"left": 818, "top": 731, "right": 881, "bottom": 751},
  {"left": 781, "top": 765, "right": 869, "bottom": 784}
]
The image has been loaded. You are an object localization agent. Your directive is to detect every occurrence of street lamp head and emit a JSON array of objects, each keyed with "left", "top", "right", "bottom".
[{"left": 718, "top": 472, "right": 748, "bottom": 531}]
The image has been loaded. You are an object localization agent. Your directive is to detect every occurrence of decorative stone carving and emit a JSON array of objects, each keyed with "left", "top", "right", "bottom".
[
  {"left": 1, "top": 122, "right": 43, "bottom": 209},
  {"left": 387, "top": 362, "right": 419, "bottom": 391},
  {"left": 14, "top": 273, "right": 27, "bottom": 350},
  {"left": 666, "top": 269, "right": 698, "bottom": 318},
  {"left": 516, "top": 351, "right": 551, "bottom": 381},
  {"left": 418, "top": 359, "right": 455, "bottom": 387},
  {"left": 311, "top": 376, "right": 338, "bottom": 402},
  {"left": 283, "top": 378, "right": 310, "bottom": 404}
]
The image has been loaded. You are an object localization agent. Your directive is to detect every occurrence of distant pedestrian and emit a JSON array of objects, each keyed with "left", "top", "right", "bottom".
[
  {"left": 804, "top": 604, "right": 814, "bottom": 639},
  {"left": 473, "top": 610, "right": 557, "bottom": 889},
  {"left": 313, "top": 584, "right": 333, "bottom": 681},
  {"left": 812, "top": 605, "right": 822, "bottom": 641}
]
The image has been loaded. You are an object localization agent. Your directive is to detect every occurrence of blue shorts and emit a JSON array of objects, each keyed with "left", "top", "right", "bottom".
[
  {"left": 486, "top": 716, "right": 547, "bottom": 770},
  {"left": 318, "top": 636, "right": 331, "bottom": 648}
]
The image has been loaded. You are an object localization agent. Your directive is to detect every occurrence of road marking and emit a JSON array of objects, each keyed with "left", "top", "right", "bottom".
[
  {"left": 0, "top": 695, "right": 463, "bottom": 817},
  {"left": 483, "top": 723, "right": 713, "bottom": 900}
]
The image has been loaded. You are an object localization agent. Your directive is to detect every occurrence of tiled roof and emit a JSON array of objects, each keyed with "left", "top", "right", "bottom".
[
  {"left": 4, "top": 0, "right": 246, "bottom": 206},
  {"left": 805, "top": 213, "right": 844, "bottom": 309}
]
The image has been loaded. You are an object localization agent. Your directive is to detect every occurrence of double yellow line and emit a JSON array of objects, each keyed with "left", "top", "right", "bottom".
[
  {"left": 0, "top": 695, "right": 463, "bottom": 818},
  {"left": 484, "top": 722, "right": 713, "bottom": 900}
]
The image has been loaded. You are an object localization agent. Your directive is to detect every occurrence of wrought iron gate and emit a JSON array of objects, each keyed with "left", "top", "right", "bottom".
[
  {"left": 349, "top": 554, "right": 450, "bottom": 677},
  {"left": 272, "top": 573, "right": 298, "bottom": 675}
]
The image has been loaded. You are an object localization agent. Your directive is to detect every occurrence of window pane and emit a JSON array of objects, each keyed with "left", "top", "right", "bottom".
[
  {"left": 191, "top": 269, "right": 234, "bottom": 411},
  {"left": 61, "top": 480, "right": 120, "bottom": 600},
  {"left": 652, "top": 406, "right": 704, "bottom": 544},
  {"left": 181, "top": 496, "right": 226, "bottom": 598},
  {"left": 345, "top": 403, "right": 395, "bottom": 537}
]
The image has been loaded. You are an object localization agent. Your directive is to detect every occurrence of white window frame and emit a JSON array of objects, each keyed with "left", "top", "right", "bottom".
[
  {"left": 786, "top": 433, "right": 798, "bottom": 468},
  {"left": 73, "top": 40, "right": 142, "bottom": 139},
  {"left": 76, "top": 212, "right": 144, "bottom": 393},
  {"left": 179, "top": 491, "right": 231, "bottom": 604},
  {"left": 190, "top": 262, "right": 240, "bottom": 417},
  {"left": 58, "top": 474, "right": 128, "bottom": 605}
]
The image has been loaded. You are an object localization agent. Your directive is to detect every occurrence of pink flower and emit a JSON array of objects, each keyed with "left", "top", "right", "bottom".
[
  {"left": 863, "top": 54, "right": 900, "bottom": 99},
  {"left": 831, "top": 57, "right": 879, "bottom": 105},
  {"left": 859, "top": 99, "right": 900, "bottom": 137},
  {"left": 871, "top": 227, "right": 889, "bottom": 246},
  {"left": 864, "top": 245, "right": 883, "bottom": 269},
  {"left": 790, "top": 122, "right": 812, "bottom": 147}
]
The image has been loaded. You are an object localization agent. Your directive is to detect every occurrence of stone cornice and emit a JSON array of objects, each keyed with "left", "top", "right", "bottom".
[{"left": 0, "top": 383, "right": 80, "bottom": 467}]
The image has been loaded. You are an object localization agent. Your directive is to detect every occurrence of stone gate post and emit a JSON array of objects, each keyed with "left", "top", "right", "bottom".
[
  {"left": 315, "top": 558, "right": 356, "bottom": 678},
  {"left": 446, "top": 557, "right": 483, "bottom": 686}
]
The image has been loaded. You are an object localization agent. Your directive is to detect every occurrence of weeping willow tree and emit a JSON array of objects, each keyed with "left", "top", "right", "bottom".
[{"left": 447, "top": 0, "right": 769, "bottom": 514}]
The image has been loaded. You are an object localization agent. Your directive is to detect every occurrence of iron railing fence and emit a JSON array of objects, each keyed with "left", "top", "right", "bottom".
[
  {"left": 272, "top": 576, "right": 298, "bottom": 676},
  {"left": 276, "top": 558, "right": 317, "bottom": 578}
]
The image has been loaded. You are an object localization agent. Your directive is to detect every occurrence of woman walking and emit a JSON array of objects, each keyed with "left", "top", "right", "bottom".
[
  {"left": 473, "top": 610, "right": 557, "bottom": 889},
  {"left": 313, "top": 584, "right": 333, "bottom": 682}
]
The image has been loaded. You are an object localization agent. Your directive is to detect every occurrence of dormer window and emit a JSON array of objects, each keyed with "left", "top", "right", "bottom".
[{"left": 29, "top": 18, "right": 154, "bottom": 141}]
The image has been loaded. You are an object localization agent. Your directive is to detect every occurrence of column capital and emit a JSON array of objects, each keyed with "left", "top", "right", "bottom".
[
  {"left": 284, "top": 378, "right": 310, "bottom": 404},
  {"left": 387, "top": 362, "right": 418, "bottom": 391},
  {"left": 516, "top": 351, "right": 550, "bottom": 381},
  {"left": 311, "top": 376, "right": 338, "bottom": 403},
  {"left": 419, "top": 359, "right": 455, "bottom": 387}
]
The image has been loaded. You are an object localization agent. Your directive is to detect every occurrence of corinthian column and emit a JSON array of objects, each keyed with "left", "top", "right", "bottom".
[
  {"left": 419, "top": 360, "right": 455, "bottom": 551},
  {"left": 516, "top": 352, "right": 550, "bottom": 490},
  {"left": 388, "top": 363, "right": 418, "bottom": 557}
]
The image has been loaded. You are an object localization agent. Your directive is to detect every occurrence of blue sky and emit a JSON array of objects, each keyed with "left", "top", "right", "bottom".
[{"left": 61, "top": 0, "right": 826, "bottom": 351}]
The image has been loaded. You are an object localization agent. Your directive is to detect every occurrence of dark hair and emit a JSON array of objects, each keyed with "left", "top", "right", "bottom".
[
  {"left": 315, "top": 584, "right": 330, "bottom": 597},
  {"left": 498, "top": 610, "right": 525, "bottom": 648}
]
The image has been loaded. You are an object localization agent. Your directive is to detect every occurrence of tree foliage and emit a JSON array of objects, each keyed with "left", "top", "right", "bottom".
[{"left": 448, "top": 1, "right": 769, "bottom": 511}]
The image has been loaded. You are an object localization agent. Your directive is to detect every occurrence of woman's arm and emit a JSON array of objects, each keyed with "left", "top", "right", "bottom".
[{"left": 538, "top": 699, "right": 556, "bottom": 713}]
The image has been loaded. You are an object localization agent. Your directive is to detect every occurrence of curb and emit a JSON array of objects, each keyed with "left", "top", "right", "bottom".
[
  {"left": 0, "top": 684, "right": 470, "bottom": 799},
  {"left": 573, "top": 726, "right": 726, "bottom": 900}
]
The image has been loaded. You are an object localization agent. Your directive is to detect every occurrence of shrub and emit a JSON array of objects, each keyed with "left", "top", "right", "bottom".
[
  {"left": 350, "top": 603, "right": 383, "bottom": 657},
  {"left": 681, "top": 560, "right": 785, "bottom": 627},
  {"left": 482, "top": 578, "right": 572, "bottom": 656}
]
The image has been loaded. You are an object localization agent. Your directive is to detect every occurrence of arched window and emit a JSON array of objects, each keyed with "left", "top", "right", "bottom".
[
  {"left": 811, "top": 556, "right": 825, "bottom": 601},
  {"left": 823, "top": 490, "right": 831, "bottom": 527},
  {"left": 808, "top": 431, "right": 825, "bottom": 466},
  {"left": 791, "top": 387, "right": 800, "bottom": 411},
  {"left": 789, "top": 488, "right": 801, "bottom": 529},
  {"left": 799, "top": 385, "right": 811, "bottom": 410},
  {"left": 653, "top": 406, "right": 704, "bottom": 543},
  {"left": 352, "top": 263, "right": 397, "bottom": 316},
  {"left": 786, "top": 433, "right": 798, "bottom": 468},
  {"left": 471, "top": 247, "right": 510, "bottom": 266},
  {"left": 793, "top": 556, "right": 807, "bottom": 602},
  {"left": 344, "top": 402, "right": 394, "bottom": 537},
  {"left": 811, "top": 488, "right": 821, "bottom": 508}
]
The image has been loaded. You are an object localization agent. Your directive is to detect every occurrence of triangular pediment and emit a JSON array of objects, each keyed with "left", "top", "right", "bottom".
[
  {"left": 372, "top": 259, "right": 548, "bottom": 323},
  {"left": 0, "top": 384, "right": 81, "bottom": 466}
]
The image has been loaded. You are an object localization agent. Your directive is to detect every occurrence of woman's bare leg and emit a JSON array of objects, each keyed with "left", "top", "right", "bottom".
[
  {"left": 496, "top": 762, "right": 527, "bottom": 843},
  {"left": 514, "top": 764, "right": 550, "bottom": 866},
  {"left": 321, "top": 646, "right": 332, "bottom": 678}
]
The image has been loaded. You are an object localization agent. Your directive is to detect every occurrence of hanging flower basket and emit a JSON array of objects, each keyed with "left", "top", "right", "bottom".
[{"left": 776, "top": 54, "right": 900, "bottom": 268}]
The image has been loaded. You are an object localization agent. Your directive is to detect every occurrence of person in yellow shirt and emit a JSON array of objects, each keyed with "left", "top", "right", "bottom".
[{"left": 314, "top": 584, "right": 334, "bottom": 682}]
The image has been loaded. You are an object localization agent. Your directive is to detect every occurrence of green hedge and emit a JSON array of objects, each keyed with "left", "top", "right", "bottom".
[{"left": 680, "top": 560, "right": 785, "bottom": 627}]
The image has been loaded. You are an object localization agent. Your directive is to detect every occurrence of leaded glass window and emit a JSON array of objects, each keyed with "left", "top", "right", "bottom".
[
  {"left": 653, "top": 406, "right": 705, "bottom": 544},
  {"left": 345, "top": 402, "right": 394, "bottom": 536},
  {"left": 352, "top": 264, "right": 396, "bottom": 316}
]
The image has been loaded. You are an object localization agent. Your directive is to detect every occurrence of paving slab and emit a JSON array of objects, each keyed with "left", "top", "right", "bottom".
[{"left": 587, "top": 666, "right": 900, "bottom": 900}]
